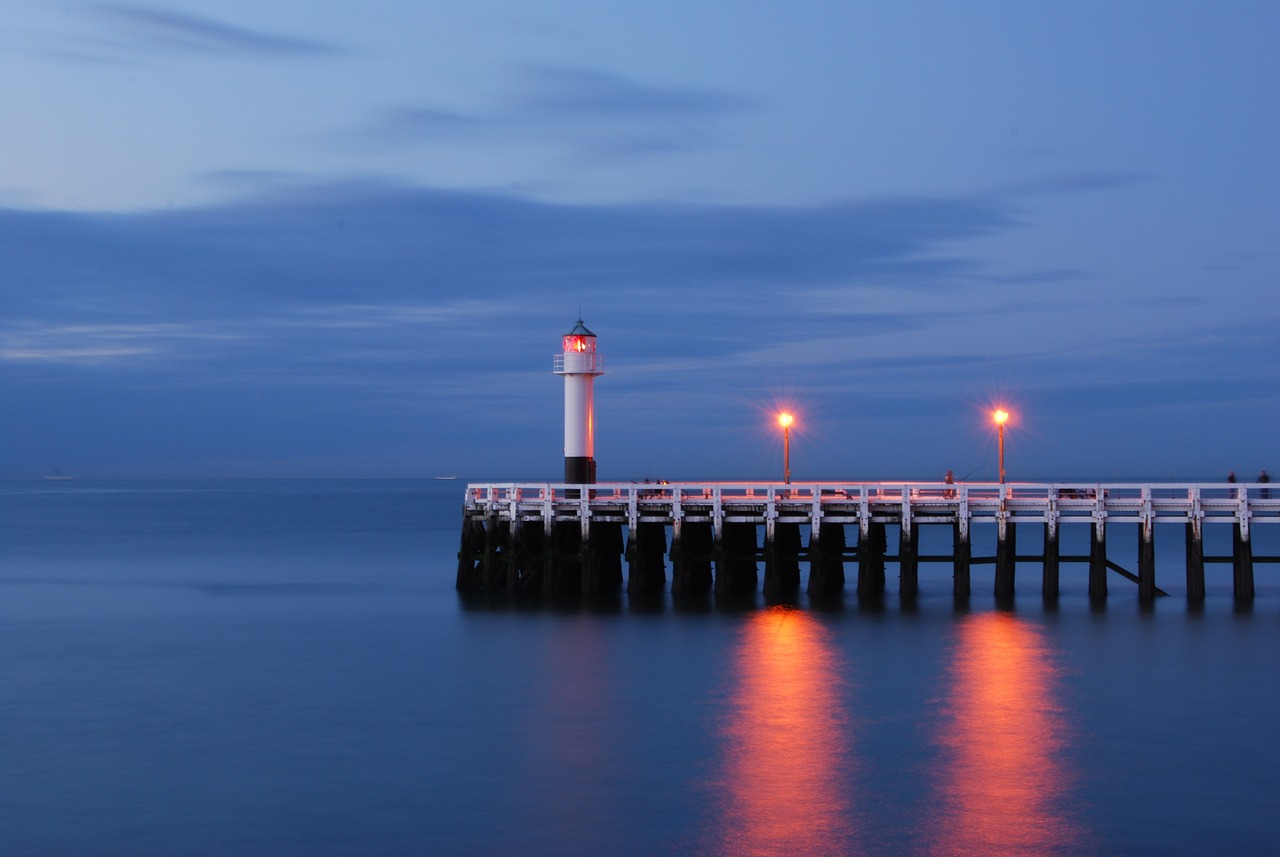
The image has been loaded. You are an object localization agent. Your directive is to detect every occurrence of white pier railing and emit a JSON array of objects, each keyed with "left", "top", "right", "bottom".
[
  {"left": 464, "top": 482, "right": 1279, "bottom": 529},
  {"left": 458, "top": 482, "right": 1276, "bottom": 600}
]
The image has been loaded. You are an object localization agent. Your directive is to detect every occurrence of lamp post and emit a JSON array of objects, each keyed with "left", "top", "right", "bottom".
[
  {"left": 778, "top": 412, "right": 794, "bottom": 484},
  {"left": 993, "top": 409, "right": 1010, "bottom": 484}
]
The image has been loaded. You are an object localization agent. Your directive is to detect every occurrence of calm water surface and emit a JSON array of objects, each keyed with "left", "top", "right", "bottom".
[{"left": 2, "top": 480, "right": 1277, "bottom": 856}]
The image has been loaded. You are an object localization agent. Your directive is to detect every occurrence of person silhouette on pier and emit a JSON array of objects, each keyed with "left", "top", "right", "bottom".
[
  {"left": 944, "top": 469, "right": 956, "bottom": 499},
  {"left": 1227, "top": 471, "right": 1237, "bottom": 499},
  {"left": 1260, "top": 470, "right": 1271, "bottom": 499}
]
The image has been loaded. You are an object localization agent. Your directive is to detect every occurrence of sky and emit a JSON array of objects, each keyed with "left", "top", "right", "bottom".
[{"left": 2, "top": 1, "right": 1278, "bottom": 482}]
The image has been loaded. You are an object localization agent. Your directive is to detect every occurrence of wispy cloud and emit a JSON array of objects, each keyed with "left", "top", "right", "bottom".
[
  {"left": 74, "top": 3, "right": 344, "bottom": 60},
  {"left": 0, "top": 321, "right": 238, "bottom": 364},
  {"left": 511, "top": 66, "right": 754, "bottom": 119},
  {"left": 1000, "top": 171, "right": 1147, "bottom": 197},
  {"left": 363, "top": 107, "right": 489, "bottom": 143},
  {"left": 0, "top": 182, "right": 1014, "bottom": 324},
  {"left": 0, "top": 180, "right": 1017, "bottom": 391},
  {"left": 344, "top": 65, "right": 755, "bottom": 158}
]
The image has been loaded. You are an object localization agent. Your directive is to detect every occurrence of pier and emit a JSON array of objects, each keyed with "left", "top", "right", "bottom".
[{"left": 457, "top": 482, "right": 1279, "bottom": 601}]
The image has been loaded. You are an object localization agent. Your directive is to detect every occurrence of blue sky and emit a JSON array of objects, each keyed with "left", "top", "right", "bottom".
[{"left": 2, "top": 1, "right": 1277, "bottom": 481}]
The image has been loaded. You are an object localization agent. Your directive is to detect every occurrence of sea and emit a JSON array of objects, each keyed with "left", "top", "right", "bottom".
[{"left": 2, "top": 479, "right": 1278, "bottom": 856}]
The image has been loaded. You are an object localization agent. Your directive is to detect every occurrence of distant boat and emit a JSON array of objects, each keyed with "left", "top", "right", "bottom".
[
  {"left": 42, "top": 474, "right": 74, "bottom": 481},
  {"left": 434, "top": 475, "right": 459, "bottom": 481}
]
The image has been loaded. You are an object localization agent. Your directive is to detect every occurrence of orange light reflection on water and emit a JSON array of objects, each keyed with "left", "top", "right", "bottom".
[
  {"left": 713, "top": 607, "right": 858, "bottom": 857},
  {"left": 927, "top": 612, "right": 1085, "bottom": 857}
]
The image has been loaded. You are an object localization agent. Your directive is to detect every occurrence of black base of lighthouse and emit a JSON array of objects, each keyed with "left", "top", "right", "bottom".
[{"left": 565, "top": 456, "right": 596, "bottom": 484}]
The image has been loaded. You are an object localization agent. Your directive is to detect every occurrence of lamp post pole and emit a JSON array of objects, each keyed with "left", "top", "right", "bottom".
[
  {"left": 993, "top": 409, "right": 1010, "bottom": 484},
  {"left": 778, "top": 412, "right": 794, "bottom": 484}
]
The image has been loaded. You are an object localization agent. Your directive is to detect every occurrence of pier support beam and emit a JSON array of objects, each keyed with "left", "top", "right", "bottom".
[
  {"left": 1185, "top": 520, "right": 1205, "bottom": 601},
  {"left": 1233, "top": 520, "right": 1255, "bottom": 600},
  {"left": 952, "top": 521, "right": 970, "bottom": 598},
  {"left": 671, "top": 520, "right": 713, "bottom": 596},
  {"left": 512, "top": 521, "right": 544, "bottom": 593},
  {"left": 715, "top": 522, "right": 759, "bottom": 597},
  {"left": 484, "top": 515, "right": 513, "bottom": 591},
  {"left": 899, "top": 522, "right": 919, "bottom": 598},
  {"left": 581, "top": 520, "right": 623, "bottom": 595},
  {"left": 455, "top": 517, "right": 487, "bottom": 591},
  {"left": 626, "top": 522, "right": 667, "bottom": 595},
  {"left": 807, "top": 521, "right": 846, "bottom": 598},
  {"left": 763, "top": 521, "right": 802, "bottom": 600},
  {"left": 856, "top": 521, "right": 886, "bottom": 598},
  {"left": 1043, "top": 519, "right": 1060, "bottom": 599},
  {"left": 995, "top": 521, "right": 1017, "bottom": 598},
  {"left": 1138, "top": 519, "right": 1156, "bottom": 603},
  {"left": 544, "top": 520, "right": 583, "bottom": 594},
  {"left": 1089, "top": 521, "right": 1108, "bottom": 600}
]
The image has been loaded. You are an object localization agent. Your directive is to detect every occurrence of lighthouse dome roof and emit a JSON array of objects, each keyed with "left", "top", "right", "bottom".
[{"left": 565, "top": 318, "right": 596, "bottom": 337}]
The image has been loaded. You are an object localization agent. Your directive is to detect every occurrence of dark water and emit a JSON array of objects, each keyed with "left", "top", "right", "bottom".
[{"left": 2, "top": 480, "right": 1277, "bottom": 856}]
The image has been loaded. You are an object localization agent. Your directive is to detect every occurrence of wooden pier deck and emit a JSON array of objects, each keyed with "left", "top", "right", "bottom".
[{"left": 456, "top": 482, "right": 1279, "bottom": 601}]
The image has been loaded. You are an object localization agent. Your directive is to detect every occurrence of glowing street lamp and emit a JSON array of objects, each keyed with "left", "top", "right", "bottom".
[
  {"left": 993, "top": 409, "right": 1010, "bottom": 484},
  {"left": 778, "top": 412, "right": 794, "bottom": 484}
]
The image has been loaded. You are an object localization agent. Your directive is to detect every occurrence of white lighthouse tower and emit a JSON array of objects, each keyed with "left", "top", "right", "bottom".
[{"left": 553, "top": 317, "right": 604, "bottom": 484}]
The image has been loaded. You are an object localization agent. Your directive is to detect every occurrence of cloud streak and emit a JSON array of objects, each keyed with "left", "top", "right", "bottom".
[
  {"left": 347, "top": 65, "right": 755, "bottom": 158},
  {"left": 511, "top": 66, "right": 754, "bottom": 119},
  {"left": 81, "top": 3, "right": 344, "bottom": 59},
  {"left": 0, "top": 181, "right": 1014, "bottom": 325}
]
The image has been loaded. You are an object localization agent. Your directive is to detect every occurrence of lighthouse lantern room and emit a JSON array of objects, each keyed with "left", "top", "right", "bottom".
[{"left": 553, "top": 318, "right": 604, "bottom": 483}]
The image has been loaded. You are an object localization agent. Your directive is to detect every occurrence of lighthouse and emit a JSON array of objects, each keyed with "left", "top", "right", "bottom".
[{"left": 553, "top": 318, "right": 604, "bottom": 483}]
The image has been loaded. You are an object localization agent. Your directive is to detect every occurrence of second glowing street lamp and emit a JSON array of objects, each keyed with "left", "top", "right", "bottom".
[
  {"left": 993, "top": 409, "right": 1010, "bottom": 484},
  {"left": 778, "top": 412, "right": 794, "bottom": 484}
]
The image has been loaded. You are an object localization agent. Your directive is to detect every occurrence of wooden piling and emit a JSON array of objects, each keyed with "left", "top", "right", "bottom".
[
  {"left": 626, "top": 522, "right": 667, "bottom": 595},
  {"left": 995, "top": 520, "right": 1017, "bottom": 598},
  {"left": 483, "top": 515, "right": 510, "bottom": 591},
  {"left": 1185, "top": 520, "right": 1205, "bottom": 600},
  {"left": 1233, "top": 520, "right": 1255, "bottom": 600},
  {"left": 899, "top": 522, "right": 919, "bottom": 598},
  {"left": 807, "top": 521, "right": 846, "bottom": 597},
  {"left": 544, "top": 520, "right": 583, "bottom": 594},
  {"left": 1089, "top": 521, "right": 1108, "bottom": 600},
  {"left": 856, "top": 520, "right": 886, "bottom": 597},
  {"left": 513, "top": 521, "right": 544, "bottom": 592},
  {"left": 671, "top": 520, "right": 713, "bottom": 595},
  {"left": 1043, "top": 518, "right": 1060, "bottom": 599},
  {"left": 1138, "top": 518, "right": 1156, "bottom": 602},
  {"left": 455, "top": 517, "right": 487, "bottom": 591},
  {"left": 952, "top": 520, "right": 971, "bottom": 597},
  {"left": 763, "top": 521, "right": 802, "bottom": 599},
  {"left": 715, "top": 522, "right": 759, "bottom": 597},
  {"left": 582, "top": 520, "right": 623, "bottom": 594}
]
